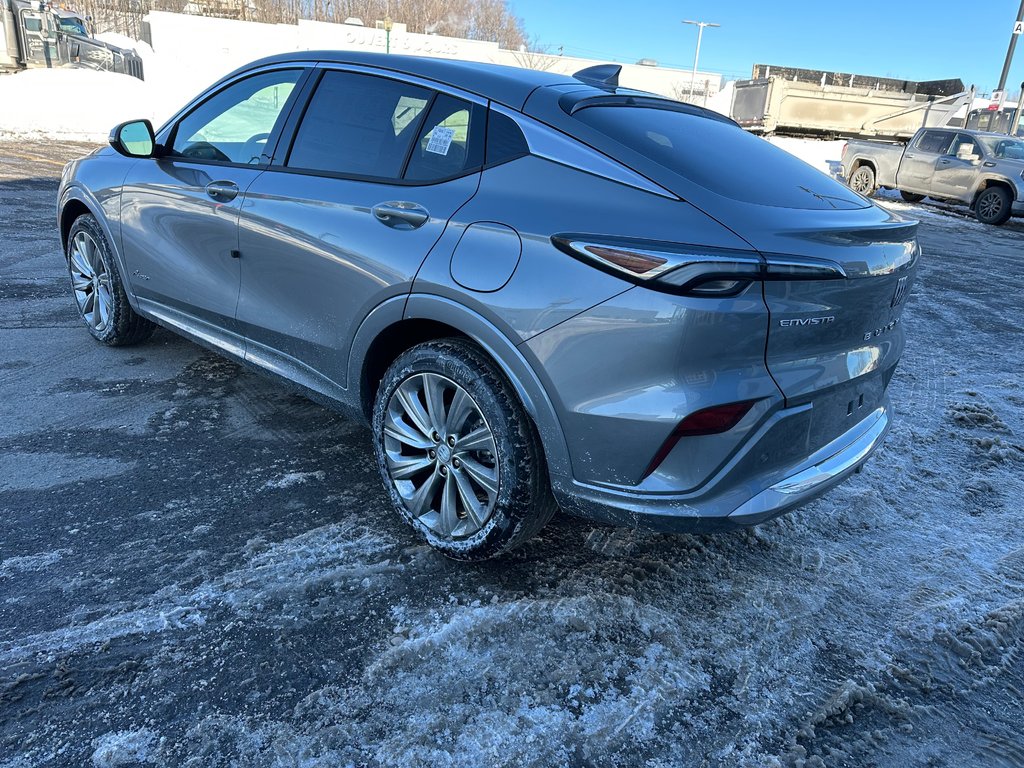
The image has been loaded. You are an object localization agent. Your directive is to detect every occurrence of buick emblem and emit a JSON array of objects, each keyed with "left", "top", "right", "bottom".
[{"left": 891, "top": 276, "right": 909, "bottom": 308}]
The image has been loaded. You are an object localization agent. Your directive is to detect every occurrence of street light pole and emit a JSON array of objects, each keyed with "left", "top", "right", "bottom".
[
  {"left": 682, "top": 19, "right": 719, "bottom": 101},
  {"left": 995, "top": 0, "right": 1024, "bottom": 93}
]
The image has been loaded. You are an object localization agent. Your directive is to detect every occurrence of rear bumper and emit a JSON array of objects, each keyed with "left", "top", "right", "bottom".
[{"left": 553, "top": 400, "right": 890, "bottom": 532}]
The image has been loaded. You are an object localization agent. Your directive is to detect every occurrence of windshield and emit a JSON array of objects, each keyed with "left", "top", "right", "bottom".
[
  {"left": 574, "top": 105, "right": 867, "bottom": 209},
  {"left": 58, "top": 16, "right": 88, "bottom": 35},
  {"left": 977, "top": 135, "right": 1024, "bottom": 160}
]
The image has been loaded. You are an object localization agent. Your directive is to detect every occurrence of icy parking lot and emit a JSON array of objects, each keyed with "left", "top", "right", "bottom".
[{"left": 1, "top": 142, "right": 1023, "bottom": 768}]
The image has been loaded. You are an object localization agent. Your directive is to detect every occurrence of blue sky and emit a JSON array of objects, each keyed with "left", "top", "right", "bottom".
[{"left": 509, "top": 0, "right": 1024, "bottom": 96}]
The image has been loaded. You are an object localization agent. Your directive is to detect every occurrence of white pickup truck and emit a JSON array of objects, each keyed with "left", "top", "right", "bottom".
[{"left": 841, "top": 127, "right": 1024, "bottom": 225}]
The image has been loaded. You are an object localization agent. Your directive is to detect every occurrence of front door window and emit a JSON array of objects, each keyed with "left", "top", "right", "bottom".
[{"left": 170, "top": 70, "right": 302, "bottom": 165}]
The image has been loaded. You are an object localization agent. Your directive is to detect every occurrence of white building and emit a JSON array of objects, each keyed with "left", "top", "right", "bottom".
[{"left": 142, "top": 11, "right": 722, "bottom": 103}]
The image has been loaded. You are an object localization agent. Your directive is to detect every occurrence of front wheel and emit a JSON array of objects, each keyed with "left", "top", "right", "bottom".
[
  {"left": 848, "top": 165, "right": 876, "bottom": 196},
  {"left": 372, "top": 339, "right": 556, "bottom": 561},
  {"left": 974, "top": 186, "right": 1012, "bottom": 226},
  {"left": 66, "top": 214, "right": 155, "bottom": 345}
]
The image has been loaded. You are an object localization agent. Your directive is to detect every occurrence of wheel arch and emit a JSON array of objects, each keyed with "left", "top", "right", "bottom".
[
  {"left": 59, "top": 198, "right": 92, "bottom": 255},
  {"left": 849, "top": 157, "right": 876, "bottom": 177},
  {"left": 58, "top": 187, "right": 135, "bottom": 300},
  {"left": 349, "top": 294, "right": 572, "bottom": 481},
  {"left": 972, "top": 177, "right": 1016, "bottom": 207}
]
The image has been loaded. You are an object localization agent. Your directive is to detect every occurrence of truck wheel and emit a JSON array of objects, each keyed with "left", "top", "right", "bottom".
[
  {"left": 66, "top": 215, "right": 155, "bottom": 346},
  {"left": 974, "top": 186, "right": 1012, "bottom": 226},
  {"left": 849, "top": 165, "right": 876, "bottom": 196},
  {"left": 899, "top": 191, "right": 925, "bottom": 203},
  {"left": 372, "top": 338, "right": 557, "bottom": 561}
]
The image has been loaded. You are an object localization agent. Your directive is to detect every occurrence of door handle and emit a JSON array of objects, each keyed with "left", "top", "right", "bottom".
[
  {"left": 372, "top": 202, "right": 429, "bottom": 230},
  {"left": 205, "top": 181, "right": 239, "bottom": 202},
  {"left": 939, "top": 159, "right": 951, "bottom": 164}
]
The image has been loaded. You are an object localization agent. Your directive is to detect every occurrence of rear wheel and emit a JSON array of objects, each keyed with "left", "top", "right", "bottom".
[
  {"left": 899, "top": 190, "right": 925, "bottom": 203},
  {"left": 66, "top": 215, "right": 155, "bottom": 345},
  {"left": 372, "top": 339, "right": 556, "bottom": 561},
  {"left": 974, "top": 186, "right": 1012, "bottom": 226},
  {"left": 848, "top": 165, "right": 876, "bottom": 196}
]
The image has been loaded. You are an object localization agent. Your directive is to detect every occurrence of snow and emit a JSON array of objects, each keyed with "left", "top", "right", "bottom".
[
  {"left": 0, "top": 69, "right": 157, "bottom": 142},
  {"left": 90, "top": 729, "right": 159, "bottom": 766},
  {"left": 767, "top": 136, "right": 847, "bottom": 179}
]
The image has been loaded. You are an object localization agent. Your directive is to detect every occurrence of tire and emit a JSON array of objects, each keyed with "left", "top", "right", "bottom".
[
  {"left": 899, "top": 190, "right": 925, "bottom": 203},
  {"left": 848, "top": 165, "right": 876, "bottom": 196},
  {"left": 372, "top": 338, "right": 557, "bottom": 561},
  {"left": 974, "top": 186, "right": 1012, "bottom": 226},
  {"left": 66, "top": 214, "right": 155, "bottom": 345}
]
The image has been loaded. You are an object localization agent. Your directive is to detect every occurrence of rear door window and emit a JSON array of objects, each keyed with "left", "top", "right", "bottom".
[
  {"left": 403, "top": 94, "right": 484, "bottom": 181},
  {"left": 286, "top": 71, "right": 431, "bottom": 179},
  {"left": 914, "top": 130, "right": 955, "bottom": 154}
]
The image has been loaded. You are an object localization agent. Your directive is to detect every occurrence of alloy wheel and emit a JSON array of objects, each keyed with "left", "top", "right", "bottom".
[
  {"left": 850, "top": 168, "right": 872, "bottom": 195},
  {"left": 977, "top": 191, "right": 1003, "bottom": 222},
  {"left": 383, "top": 372, "right": 499, "bottom": 539},
  {"left": 68, "top": 231, "right": 113, "bottom": 332}
]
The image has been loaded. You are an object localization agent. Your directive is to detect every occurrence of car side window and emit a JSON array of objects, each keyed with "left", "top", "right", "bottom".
[
  {"left": 403, "top": 94, "right": 484, "bottom": 182},
  {"left": 171, "top": 70, "right": 302, "bottom": 165},
  {"left": 286, "top": 71, "right": 431, "bottom": 179},
  {"left": 485, "top": 109, "right": 530, "bottom": 166},
  {"left": 915, "top": 130, "right": 955, "bottom": 154},
  {"left": 953, "top": 135, "right": 981, "bottom": 158}
]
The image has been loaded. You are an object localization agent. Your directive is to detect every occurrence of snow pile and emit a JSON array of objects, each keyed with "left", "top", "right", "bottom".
[
  {"left": 0, "top": 33, "right": 232, "bottom": 142},
  {"left": 0, "top": 68, "right": 157, "bottom": 142},
  {"left": 768, "top": 136, "right": 847, "bottom": 179},
  {"left": 704, "top": 79, "right": 734, "bottom": 116}
]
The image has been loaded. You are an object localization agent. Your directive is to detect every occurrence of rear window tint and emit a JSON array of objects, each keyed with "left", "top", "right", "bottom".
[
  {"left": 486, "top": 110, "right": 529, "bottom": 165},
  {"left": 574, "top": 106, "right": 866, "bottom": 209},
  {"left": 404, "top": 94, "right": 483, "bottom": 182}
]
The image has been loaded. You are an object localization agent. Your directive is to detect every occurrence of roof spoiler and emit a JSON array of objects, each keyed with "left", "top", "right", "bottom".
[{"left": 573, "top": 64, "right": 621, "bottom": 89}]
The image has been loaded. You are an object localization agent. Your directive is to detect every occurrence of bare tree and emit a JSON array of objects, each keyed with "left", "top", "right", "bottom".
[
  {"left": 510, "top": 36, "right": 559, "bottom": 72},
  {"left": 82, "top": 0, "right": 527, "bottom": 48}
]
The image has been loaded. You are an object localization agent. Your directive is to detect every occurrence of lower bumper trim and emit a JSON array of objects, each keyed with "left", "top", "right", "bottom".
[
  {"left": 726, "top": 405, "right": 889, "bottom": 525},
  {"left": 553, "top": 404, "right": 890, "bottom": 533}
]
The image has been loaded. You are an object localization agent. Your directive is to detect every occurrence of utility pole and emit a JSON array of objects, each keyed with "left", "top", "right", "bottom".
[
  {"left": 996, "top": 0, "right": 1024, "bottom": 93},
  {"left": 682, "top": 19, "right": 719, "bottom": 101}
]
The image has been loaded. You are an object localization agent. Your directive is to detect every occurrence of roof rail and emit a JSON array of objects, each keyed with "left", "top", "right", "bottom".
[{"left": 573, "top": 64, "right": 621, "bottom": 89}]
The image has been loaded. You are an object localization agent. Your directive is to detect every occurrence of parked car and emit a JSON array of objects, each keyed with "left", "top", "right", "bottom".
[
  {"left": 843, "top": 127, "right": 1024, "bottom": 225},
  {"left": 57, "top": 52, "right": 918, "bottom": 560}
]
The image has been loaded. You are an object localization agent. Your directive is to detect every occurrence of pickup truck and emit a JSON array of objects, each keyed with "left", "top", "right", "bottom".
[{"left": 841, "top": 127, "right": 1024, "bottom": 225}]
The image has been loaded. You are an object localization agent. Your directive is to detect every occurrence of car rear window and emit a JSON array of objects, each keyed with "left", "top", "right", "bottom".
[{"left": 574, "top": 106, "right": 867, "bottom": 209}]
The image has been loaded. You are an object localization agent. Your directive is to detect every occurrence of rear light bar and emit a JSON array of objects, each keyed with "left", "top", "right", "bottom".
[
  {"left": 641, "top": 399, "right": 759, "bottom": 480},
  {"left": 552, "top": 235, "right": 845, "bottom": 296}
]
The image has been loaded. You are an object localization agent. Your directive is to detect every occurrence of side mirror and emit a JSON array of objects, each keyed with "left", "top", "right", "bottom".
[{"left": 109, "top": 119, "right": 156, "bottom": 158}]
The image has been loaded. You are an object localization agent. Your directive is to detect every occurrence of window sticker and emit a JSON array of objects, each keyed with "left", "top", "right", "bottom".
[{"left": 426, "top": 126, "right": 455, "bottom": 156}]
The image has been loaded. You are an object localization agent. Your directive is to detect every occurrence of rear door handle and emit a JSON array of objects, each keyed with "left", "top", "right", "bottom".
[
  {"left": 205, "top": 181, "right": 239, "bottom": 202},
  {"left": 372, "top": 202, "right": 429, "bottom": 230}
]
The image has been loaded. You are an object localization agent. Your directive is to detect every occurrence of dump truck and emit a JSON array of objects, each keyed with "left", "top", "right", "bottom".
[
  {"left": 731, "top": 64, "right": 972, "bottom": 140},
  {"left": 1, "top": 0, "right": 143, "bottom": 79}
]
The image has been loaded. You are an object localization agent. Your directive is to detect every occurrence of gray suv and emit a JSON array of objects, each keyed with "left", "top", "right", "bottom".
[{"left": 57, "top": 52, "right": 918, "bottom": 560}]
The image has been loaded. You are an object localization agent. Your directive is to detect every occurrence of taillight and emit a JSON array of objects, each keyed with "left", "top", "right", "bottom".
[
  {"left": 641, "top": 399, "right": 759, "bottom": 480},
  {"left": 552, "top": 235, "right": 845, "bottom": 296}
]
